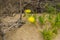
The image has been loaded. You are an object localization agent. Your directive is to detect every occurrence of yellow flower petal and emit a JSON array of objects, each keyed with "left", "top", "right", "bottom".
[
  {"left": 24, "top": 9, "right": 31, "bottom": 13},
  {"left": 28, "top": 16, "right": 35, "bottom": 23}
]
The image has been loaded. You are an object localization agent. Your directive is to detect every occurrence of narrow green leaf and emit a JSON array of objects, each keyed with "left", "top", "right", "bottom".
[{"left": 38, "top": 16, "right": 44, "bottom": 25}]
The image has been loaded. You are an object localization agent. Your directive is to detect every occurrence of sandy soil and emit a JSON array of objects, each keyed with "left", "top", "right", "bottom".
[
  {"left": 5, "top": 23, "right": 43, "bottom": 40},
  {"left": 5, "top": 23, "right": 60, "bottom": 40},
  {"left": 0, "top": 14, "right": 60, "bottom": 40}
]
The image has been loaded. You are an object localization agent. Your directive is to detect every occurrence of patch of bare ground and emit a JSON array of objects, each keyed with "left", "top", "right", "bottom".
[{"left": 5, "top": 23, "right": 43, "bottom": 40}]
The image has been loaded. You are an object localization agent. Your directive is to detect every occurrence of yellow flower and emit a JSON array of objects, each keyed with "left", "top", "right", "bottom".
[
  {"left": 28, "top": 16, "right": 35, "bottom": 23},
  {"left": 24, "top": 9, "right": 31, "bottom": 13}
]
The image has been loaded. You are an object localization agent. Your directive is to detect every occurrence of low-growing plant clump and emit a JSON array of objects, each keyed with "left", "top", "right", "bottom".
[{"left": 24, "top": 8, "right": 60, "bottom": 40}]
